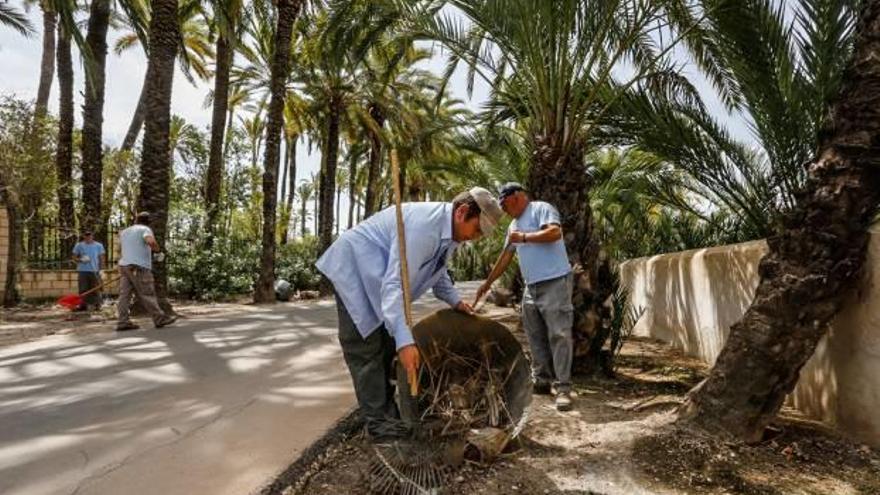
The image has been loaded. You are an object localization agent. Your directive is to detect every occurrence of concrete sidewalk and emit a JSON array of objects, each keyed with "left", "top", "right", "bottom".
[{"left": 0, "top": 283, "right": 479, "bottom": 495}]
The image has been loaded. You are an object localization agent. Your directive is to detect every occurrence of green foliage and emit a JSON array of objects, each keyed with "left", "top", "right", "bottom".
[
  {"left": 0, "top": 96, "right": 58, "bottom": 212},
  {"left": 275, "top": 235, "right": 322, "bottom": 292},
  {"left": 167, "top": 237, "right": 259, "bottom": 300}
]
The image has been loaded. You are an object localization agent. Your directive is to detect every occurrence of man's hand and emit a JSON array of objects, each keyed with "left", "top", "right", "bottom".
[
  {"left": 473, "top": 282, "right": 491, "bottom": 306},
  {"left": 454, "top": 301, "right": 475, "bottom": 315},
  {"left": 398, "top": 344, "right": 421, "bottom": 396},
  {"left": 508, "top": 230, "right": 526, "bottom": 244}
]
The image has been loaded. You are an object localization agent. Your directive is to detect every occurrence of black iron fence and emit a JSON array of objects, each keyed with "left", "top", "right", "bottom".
[{"left": 19, "top": 218, "right": 120, "bottom": 269}]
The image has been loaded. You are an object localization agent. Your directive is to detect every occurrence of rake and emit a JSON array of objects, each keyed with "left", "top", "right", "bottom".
[{"left": 57, "top": 275, "right": 121, "bottom": 310}]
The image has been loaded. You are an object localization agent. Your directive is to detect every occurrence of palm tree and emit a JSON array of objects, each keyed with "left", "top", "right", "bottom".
[
  {"left": 204, "top": 0, "right": 244, "bottom": 245},
  {"left": 680, "top": 0, "right": 880, "bottom": 441},
  {"left": 605, "top": 0, "right": 861, "bottom": 240},
  {"left": 25, "top": 0, "right": 56, "bottom": 119},
  {"left": 56, "top": 21, "right": 75, "bottom": 254},
  {"left": 296, "top": 179, "right": 314, "bottom": 237},
  {"left": 253, "top": 0, "right": 303, "bottom": 303},
  {"left": 0, "top": 2, "right": 34, "bottom": 37},
  {"left": 334, "top": 163, "right": 348, "bottom": 235},
  {"left": 136, "top": 0, "right": 182, "bottom": 313},
  {"left": 80, "top": 0, "right": 113, "bottom": 235},
  {"left": 116, "top": 0, "right": 213, "bottom": 151},
  {"left": 407, "top": 0, "right": 690, "bottom": 372}
]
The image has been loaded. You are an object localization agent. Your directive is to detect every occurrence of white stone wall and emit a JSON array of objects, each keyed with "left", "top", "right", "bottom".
[{"left": 621, "top": 227, "right": 880, "bottom": 446}]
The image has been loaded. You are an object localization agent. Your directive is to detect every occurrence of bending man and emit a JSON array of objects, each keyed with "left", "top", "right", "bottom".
[{"left": 316, "top": 188, "right": 503, "bottom": 441}]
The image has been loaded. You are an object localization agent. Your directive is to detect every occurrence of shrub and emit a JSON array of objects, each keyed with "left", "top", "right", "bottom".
[
  {"left": 275, "top": 236, "right": 322, "bottom": 292},
  {"left": 167, "top": 238, "right": 259, "bottom": 300}
]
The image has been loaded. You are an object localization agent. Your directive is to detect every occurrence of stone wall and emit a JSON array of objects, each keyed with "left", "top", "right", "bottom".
[
  {"left": 0, "top": 209, "right": 120, "bottom": 301},
  {"left": 621, "top": 227, "right": 880, "bottom": 446}
]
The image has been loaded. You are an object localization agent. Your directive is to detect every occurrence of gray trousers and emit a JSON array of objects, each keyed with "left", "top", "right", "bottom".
[
  {"left": 117, "top": 265, "right": 165, "bottom": 326},
  {"left": 522, "top": 273, "right": 574, "bottom": 392},
  {"left": 335, "top": 294, "right": 404, "bottom": 438},
  {"left": 77, "top": 272, "right": 101, "bottom": 308}
]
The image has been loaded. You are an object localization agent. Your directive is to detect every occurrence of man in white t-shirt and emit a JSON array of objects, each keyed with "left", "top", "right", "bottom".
[{"left": 116, "top": 212, "right": 176, "bottom": 331}]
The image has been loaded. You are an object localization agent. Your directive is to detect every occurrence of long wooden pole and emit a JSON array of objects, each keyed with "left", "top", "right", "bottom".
[{"left": 390, "top": 148, "right": 417, "bottom": 397}]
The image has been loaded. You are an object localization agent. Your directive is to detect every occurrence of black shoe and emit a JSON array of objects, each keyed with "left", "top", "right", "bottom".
[
  {"left": 155, "top": 315, "right": 178, "bottom": 328},
  {"left": 116, "top": 322, "right": 140, "bottom": 332},
  {"left": 533, "top": 382, "right": 553, "bottom": 395}
]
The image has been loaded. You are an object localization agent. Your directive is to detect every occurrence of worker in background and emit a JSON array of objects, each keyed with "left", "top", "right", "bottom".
[
  {"left": 116, "top": 212, "right": 176, "bottom": 331},
  {"left": 474, "top": 183, "right": 575, "bottom": 412},
  {"left": 71, "top": 230, "right": 106, "bottom": 311},
  {"left": 316, "top": 188, "right": 503, "bottom": 442}
]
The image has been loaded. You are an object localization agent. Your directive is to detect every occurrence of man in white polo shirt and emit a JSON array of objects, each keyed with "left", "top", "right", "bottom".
[
  {"left": 474, "top": 183, "right": 574, "bottom": 411},
  {"left": 116, "top": 212, "right": 176, "bottom": 331}
]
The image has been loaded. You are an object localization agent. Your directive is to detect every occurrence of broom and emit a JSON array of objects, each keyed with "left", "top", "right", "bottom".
[{"left": 57, "top": 275, "right": 121, "bottom": 310}]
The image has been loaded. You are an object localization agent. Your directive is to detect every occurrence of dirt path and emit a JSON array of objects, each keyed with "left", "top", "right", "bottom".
[{"left": 283, "top": 309, "right": 880, "bottom": 495}]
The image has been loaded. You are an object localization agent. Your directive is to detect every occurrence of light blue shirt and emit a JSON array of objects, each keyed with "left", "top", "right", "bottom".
[
  {"left": 119, "top": 224, "right": 154, "bottom": 270},
  {"left": 505, "top": 201, "right": 572, "bottom": 285},
  {"left": 316, "top": 202, "right": 462, "bottom": 350},
  {"left": 72, "top": 241, "right": 105, "bottom": 272}
]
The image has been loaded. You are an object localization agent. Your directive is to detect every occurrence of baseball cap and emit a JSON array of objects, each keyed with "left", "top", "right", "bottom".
[
  {"left": 469, "top": 187, "right": 504, "bottom": 236},
  {"left": 498, "top": 182, "right": 526, "bottom": 203}
]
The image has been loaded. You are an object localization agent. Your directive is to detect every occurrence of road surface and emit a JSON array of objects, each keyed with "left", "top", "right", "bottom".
[{"left": 0, "top": 283, "right": 480, "bottom": 495}]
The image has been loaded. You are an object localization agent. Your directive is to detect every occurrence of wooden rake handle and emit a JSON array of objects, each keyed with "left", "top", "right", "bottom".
[{"left": 390, "top": 148, "right": 418, "bottom": 397}]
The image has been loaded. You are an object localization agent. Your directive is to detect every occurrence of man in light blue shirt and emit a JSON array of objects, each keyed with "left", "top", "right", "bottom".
[
  {"left": 474, "top": 183, "right": 575, "bottom": 411},
  {"left": 116, "top": 212, "right": 176, "bottom": 331},
  {"left": 316, "top": 188, "right": 503, "bottom": 440},
  {"left": 71, "top": 231, "right": 106, "bottom": 311}
]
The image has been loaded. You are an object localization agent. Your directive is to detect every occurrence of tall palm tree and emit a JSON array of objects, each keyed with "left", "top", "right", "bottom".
[
  {"left": 680, "top": 0, "right": 880, "bottom": 441},
  {"left": 296, "top": 179, "right": 313, "bottom": 237},
  {"left": 116, "top": 0, "right": 213, "bottom": 151},
  {"left": 407, "top": 0, "right": 691, "bottom": 371},
  {"left": 334, "top": 163, "right": 348, "bottom": 235},
  {"left": 56, "top": 20, "right": 75, "bottom": 253},
  {"left": 25, "top": 0, "right": 56, "bottom": 119},
  {"left": 204, "top": 0, "right": 244, "bottom": 245},
  {"left": 80, "top": 0, "right": 112, "bottom": 235},
  {"left": 253, "top": 0, "right": 303, "bottom": 303},
  {"left": 136, "top": 0, "right": 182, "bottom": 312}
]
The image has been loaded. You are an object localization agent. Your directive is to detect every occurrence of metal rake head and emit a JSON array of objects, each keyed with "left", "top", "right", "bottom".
[{"left": 367, "top": 440, "right": 454, "bottom": 495}]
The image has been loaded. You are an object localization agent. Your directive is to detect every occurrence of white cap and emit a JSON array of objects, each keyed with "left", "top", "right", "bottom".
[{"left": 469, "top": 187, "right": 504, "bottom": 236}]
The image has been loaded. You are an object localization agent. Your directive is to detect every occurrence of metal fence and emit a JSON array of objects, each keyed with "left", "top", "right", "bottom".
[{"left": 19, "top": 218, "right": 120, "bottom": 269}]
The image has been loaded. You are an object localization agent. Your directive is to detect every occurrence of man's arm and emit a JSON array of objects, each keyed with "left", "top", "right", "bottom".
[
  {"left": 144, "top": 234, "right": 160, "bottom": 252},
  {"left": 474, "top": 248, "right": 516, "bottom": 304},
  {"left": 509, "top": 223, "right": 562, "bottom": 244},
  {"left": 71, "top": 244, "right": 81, "bottom": 264}
]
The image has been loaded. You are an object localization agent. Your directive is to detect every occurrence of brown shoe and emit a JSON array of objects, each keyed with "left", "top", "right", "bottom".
[
  {"left": 155, "top": 315, "right": 178, "bottom": 328},
  {"left": 555, "top": 391, "right": 573, "bottom": 412},
  {"left": 116, "top": 322, "right": 140, "bottom": 332}
]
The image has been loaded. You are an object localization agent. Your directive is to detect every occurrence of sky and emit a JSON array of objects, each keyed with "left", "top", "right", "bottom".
[{"left": 0, "top": 5, "right": 755, "bottom": 231}]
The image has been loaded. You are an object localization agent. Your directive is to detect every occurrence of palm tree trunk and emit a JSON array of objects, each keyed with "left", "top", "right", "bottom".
[
  {"left": 254, "top": 0, "right": 301, "bottom": 303},
  {"left": 527, "top": 134, "right": 613, "bottom": 374},
  {"left": 56, "top": 24, "right": 75, "bottom": 255},
  {"left": 35, "top": 7, "right": 57, "bottom": 120},
  {"left": 1, "top": 174, "right": 19, "bottom": 307},
  {"left": 363, "top": 103, "right": 384, "bottom": 218},
  {"left": 318, "top": 95, "right": 341, "bottom": 257},
  {"left": 679, "top": 0, "right": 880, "bottom": 442},
  {"left": 136, "top": 0, "right": 181, "bottom": 313},
  {"left": 335, "top": 186, "right": 341, "bottom": 236},
  {"left": 281, "top": 136, "right": 296, "bottom": 244},
  {"left": 347, "top": 150, "right": 357, "bottom": 229},
  {"left": 300, "top": 196, "right": 307, "bottom": 237},
  {"left": 80, "top": 0, "right": 111, "bottom": 235},
  {"left": 205, "top": 34, "right": 232, "bottom": 246},
  {"left": 120, "top": 74, "right": 148, "bottom": 151},
  {"left": 313, "top": 178, "right": 318, "bottom": 235}
]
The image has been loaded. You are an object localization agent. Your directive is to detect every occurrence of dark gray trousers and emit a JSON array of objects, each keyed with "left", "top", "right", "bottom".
[
  {"left": 522, "top": 272, "right": 574, "bottom": 392},
  {"left": 335, "top": 294, "right": 404, "bottom": 438},
  {"left": 77, "top": 272, "right": 101, "bottom": 308}
]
